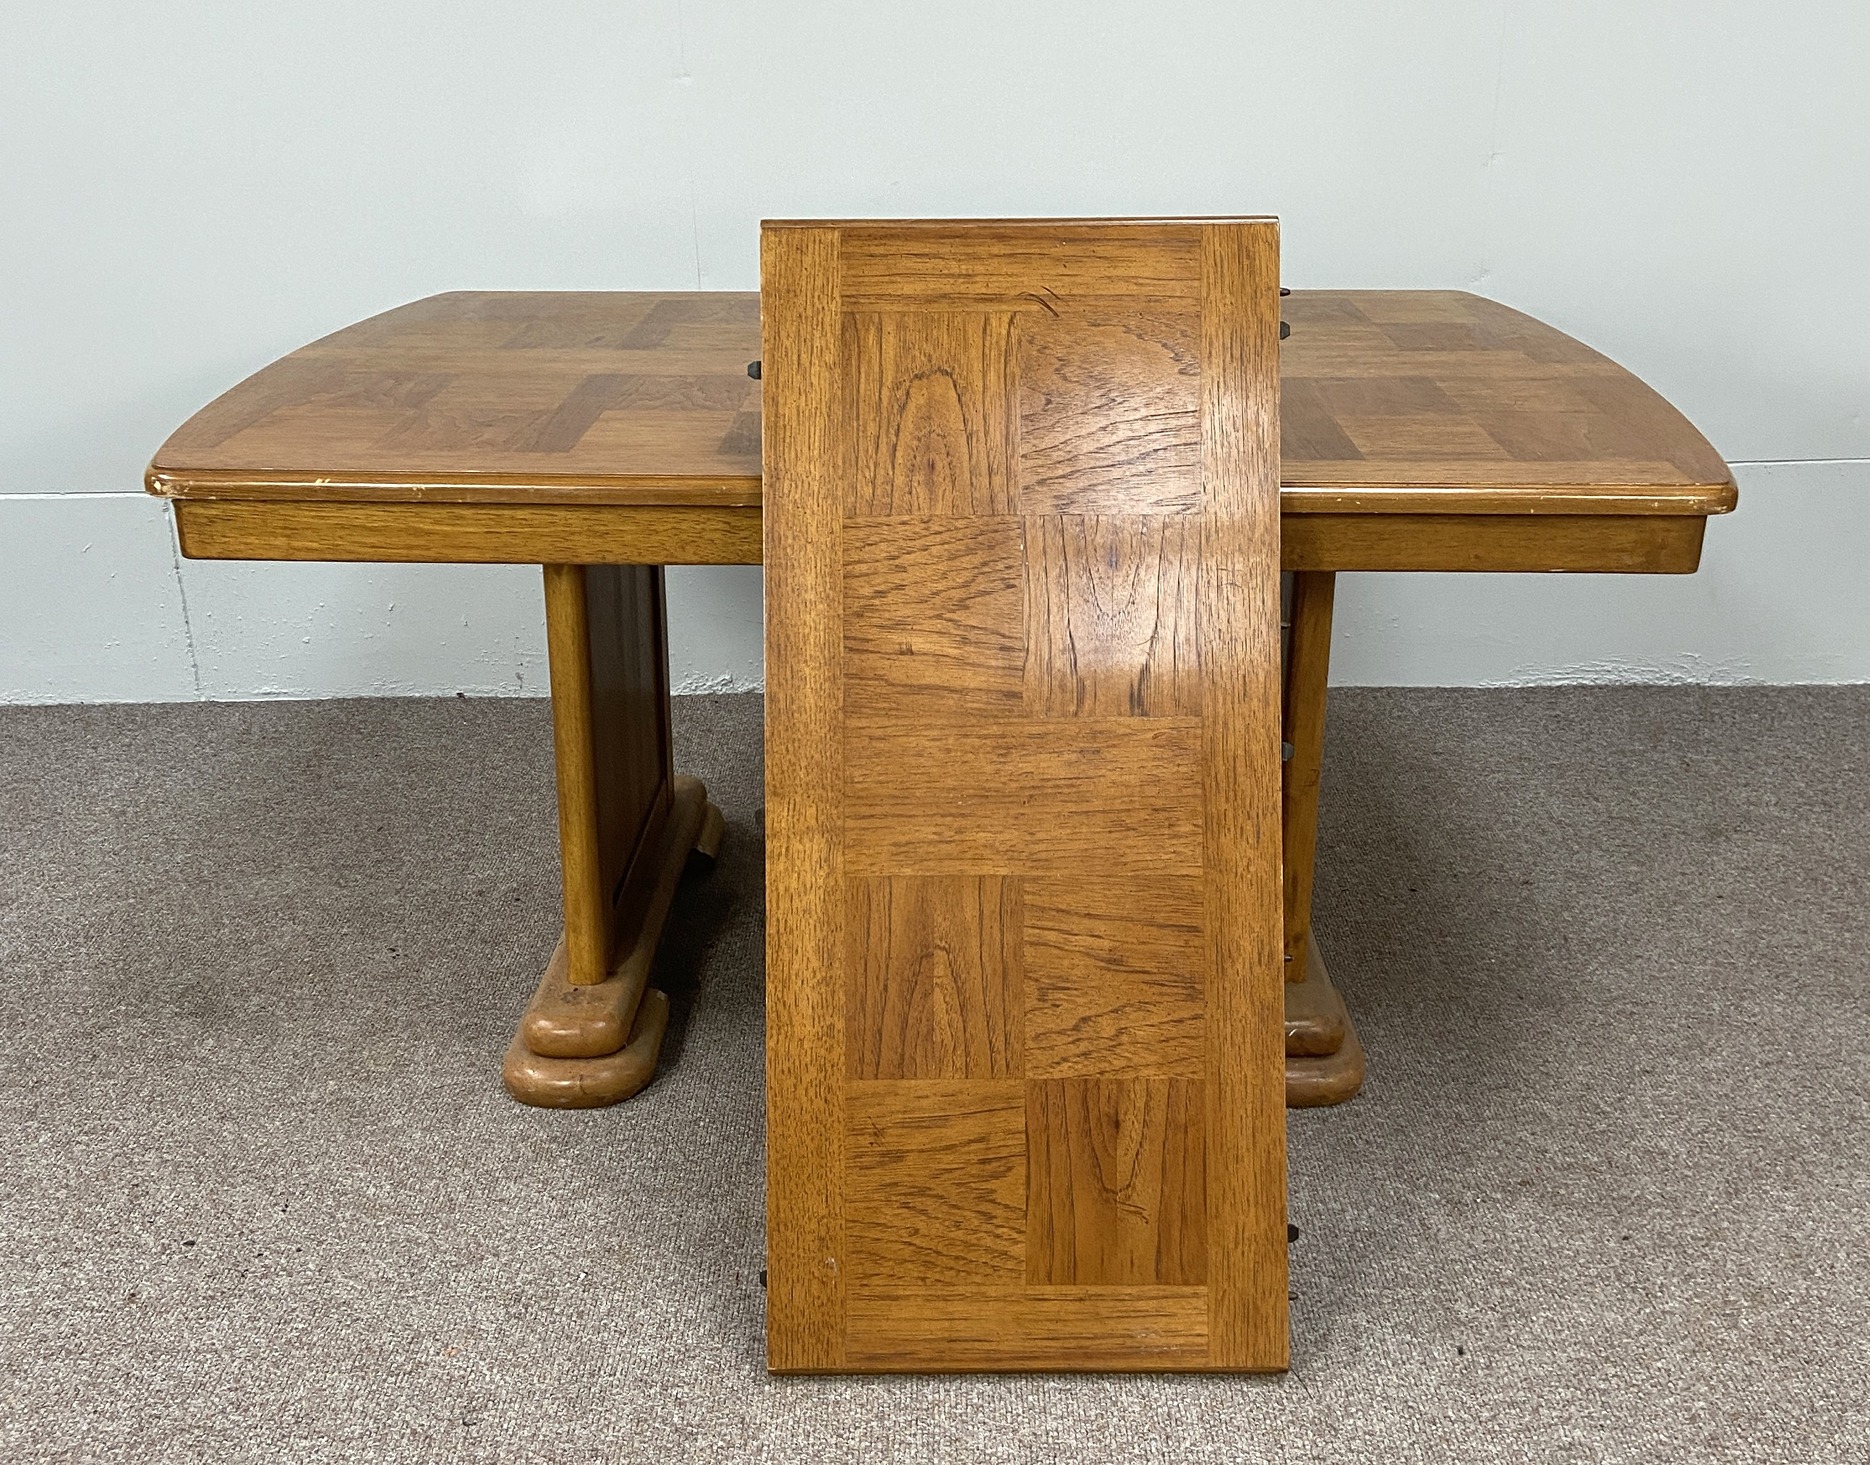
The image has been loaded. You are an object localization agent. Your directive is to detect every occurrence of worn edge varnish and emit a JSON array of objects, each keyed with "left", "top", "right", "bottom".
[{"left": 173, "top": 501, "right": 764, "bottom": 566}]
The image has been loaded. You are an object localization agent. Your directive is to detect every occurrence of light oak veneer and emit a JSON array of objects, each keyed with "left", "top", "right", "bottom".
[
  {"left": 761, "top": 218, "right": 1290, "bottom": 1373},
  {"left": 149, "top": 288, "right": 1735, "bottom": 575}
]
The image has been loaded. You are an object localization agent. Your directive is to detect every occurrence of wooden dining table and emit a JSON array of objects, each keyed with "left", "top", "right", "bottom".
[{"left": 146, "top": 288, "right": 1736, "bottom": 1110}]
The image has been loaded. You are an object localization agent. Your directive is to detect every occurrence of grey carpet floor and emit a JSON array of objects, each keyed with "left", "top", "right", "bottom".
[{"left": 1, "top": 689, "right": 1865, "bottom": 1465}]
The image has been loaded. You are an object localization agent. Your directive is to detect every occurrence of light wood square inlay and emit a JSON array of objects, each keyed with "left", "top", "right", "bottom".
[
  {"left": 1017, "top": 311, "right": 1201, "bottom": 515},
  {"left": 1026, "top": 1077, "right": 1207, "bottom": 1286},
  {"left": 845, "top": 1081, "right": 1028, "bottom": 1285},
  {"left": 845, "top": 312, "right": 1017, "bottom": 517},
  {"left": 843, "top": 517, "right": 1026, "bottom": 716},
  {"left": 1022, "top": 515, "right": 1200, "bottom": 718},
  {"left": 1023, "top": 875, "right": 1204, "bottom": 1078},
  {"left": 846, "top": 875, "right": 1025, "bottom": 1080}
]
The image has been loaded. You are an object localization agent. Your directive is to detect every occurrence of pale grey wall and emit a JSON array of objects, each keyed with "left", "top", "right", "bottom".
[{"left": 4, "top": 1, "right": 1865, "bottom": 700}]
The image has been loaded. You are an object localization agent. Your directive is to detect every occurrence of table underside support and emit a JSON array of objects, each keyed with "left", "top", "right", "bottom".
[
  {"left": 1281, "top": 571, "right": 1365, "bottom": 1107},
  {"left": 502, "top": 564, "right": 724, "bottom": 1109}
]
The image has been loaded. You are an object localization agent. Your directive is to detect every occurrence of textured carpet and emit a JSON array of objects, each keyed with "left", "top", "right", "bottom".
[{"left": 1, "top": 689, "right": 1865, "bottom": 1464}]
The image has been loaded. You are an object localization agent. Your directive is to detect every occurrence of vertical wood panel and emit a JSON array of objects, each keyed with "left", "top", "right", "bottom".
[
  {"left": 1197, "top": 221, "right": 1290, "bottom": 1368},
  {"left": 761, "top": 225, "right": 847, "bottom": 1371},
  {"left": 585, "top": 564, "right": 674, "bottom": 946},
  {"left": 542, "top": 563, "right": 606, "bottom": 986},
  {"left": 1280, "top": 570, "right": 1336, "bottom": 974},
  {"left": 765, "top": 217, "right": 1284, "bottom": 1373}
]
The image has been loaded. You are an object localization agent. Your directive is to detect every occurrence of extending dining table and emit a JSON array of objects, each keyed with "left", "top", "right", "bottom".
[{"left": 146, "top": 288, "right": 1736, "bottom": 1110}]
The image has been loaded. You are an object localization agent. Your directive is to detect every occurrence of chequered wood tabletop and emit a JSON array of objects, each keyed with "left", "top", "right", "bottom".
[{"left": 150, "top": 290, "right": 1734, "bottom": 515}]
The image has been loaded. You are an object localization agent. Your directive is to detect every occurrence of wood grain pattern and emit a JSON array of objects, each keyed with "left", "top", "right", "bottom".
[
  {"left": 519, "top": 776, "right": 709, "bottom": 1059},
  {"left": 151, "top": 291, "right": 767, "bottom": 493},
  {"left": 1016, "top": 310, "right": 1202, "bottom": 515},
  {"left": 844, "top": 1081, "right": 1027, "bottom": 1284},
  {"left": 172, "top": 500, "right": 763, "bottom": 565},
  {"left": 172, "top": 496, "right": 1713, "bottom": 575},
  {"left": 152, "top": 289, "right": 1735, "bottom": 580},
  {"left": 845, "top": 312, "right": 1016, "bottom": 516},
  {"left": 542, "top": 564, "right": 673, "bottom": 986},
  {"left": 1194, "top": 222, "right": 1289, "bottom": 1368},
  {"left": 148, "top": 290, "right": 1735, "bottom": 525},
  {"left": 1022, "top": 515, "right": 1200, "bottom": 717},
  {"left": 1023, "top": 876, "right": 1204, "bottom": 1079},
  {"left": 760, "top": 226, "right": 847, "bottom": 1372},
  {"left": 763, "top": 217, "right": 1287, "bottom": 1374},
  {"left": 842, "top": 518, "right": 1025, "bottom": 715},
  {"left": 846, "top": 877, "right": 1024, "bottom": 1080},
  {"left": 1026, "top": 1077, "right": 1207, "bottom": 1286},
  {"left": 834, "top": 222, "right": 1204, "bottom": 309},
  {"left": 843, "top": 1287, "right": 1208, "bottom": 1371},
  {"left": 843, "top": 716, "right": 1204, "bottom": 877},
  {"left": 1278, "top": 510, "right": 1709, "bottom": 573}
]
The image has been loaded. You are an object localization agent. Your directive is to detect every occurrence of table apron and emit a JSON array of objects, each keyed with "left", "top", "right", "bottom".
[{"left": 172, "top": 500, "right": 1710, "bottom": 574}]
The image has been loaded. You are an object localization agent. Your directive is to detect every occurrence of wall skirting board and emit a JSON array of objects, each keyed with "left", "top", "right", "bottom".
[{"left": 0, "top": 461, "right": 1863, "bottom": 704}]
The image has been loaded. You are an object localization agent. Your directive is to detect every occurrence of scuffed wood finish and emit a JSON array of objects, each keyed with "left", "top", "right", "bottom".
[
  {"left": 844, "top": 1287, "right": 1208, "bottom": 1371},
  {"left": 1278, "top": 291, "right": 1733, "bottom": 510},
  {"left": 172, "top": 500, "right": 762, "bottom": 566},
  {"left": 1279, "top": 511, "right": 1708, "bottom": 573},
  {"left": 1284, "top": 934, "right": 1350, "bottom": 1059},
  {"left": 502, "top": 987, "right": 672, "bottom": 1110},
  {"left": 520, "top": 775, "right": 711, "bottom": 1058},
  {"left": 762, "top": 218, "right": 1288, "bottom": 1374}
]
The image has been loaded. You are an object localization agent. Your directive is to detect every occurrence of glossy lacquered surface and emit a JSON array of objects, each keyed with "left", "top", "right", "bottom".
[
  {"left": 149, "top": 288, "right": 1735, "bottom": 513},
  {"left": 761, "top": 218, "right": 1291, "bottom": 1373}
]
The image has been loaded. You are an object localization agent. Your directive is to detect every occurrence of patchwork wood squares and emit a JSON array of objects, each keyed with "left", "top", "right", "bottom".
[
  {"left": 145, "top": 254, "right": 1738, "bottom": 1377},
  {"left": 762, "top": 219, "right": 1290, "bottom": 1371}
]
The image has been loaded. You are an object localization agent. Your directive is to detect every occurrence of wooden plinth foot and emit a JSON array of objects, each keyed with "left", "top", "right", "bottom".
[
  {"left": 1284, "top": 937, "right": 1347, "bottom": 1056},
  {"left": 503, "top": 988, "right": 671, "bottom": 1109},
  {"left": 1284, "top": 939, "right": 1365, "bottom": 1108},
  {"left": 503, "top": 774, "right": 721, "bottom": 1108}
]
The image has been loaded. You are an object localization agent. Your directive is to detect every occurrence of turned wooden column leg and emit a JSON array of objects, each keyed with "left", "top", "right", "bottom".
[
  {"left": 1280, "top": 571, "right": 1365, "bottom": 1107},
  {"left": 501, "top": 563, "right": 726, "bottom": 1109}
]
